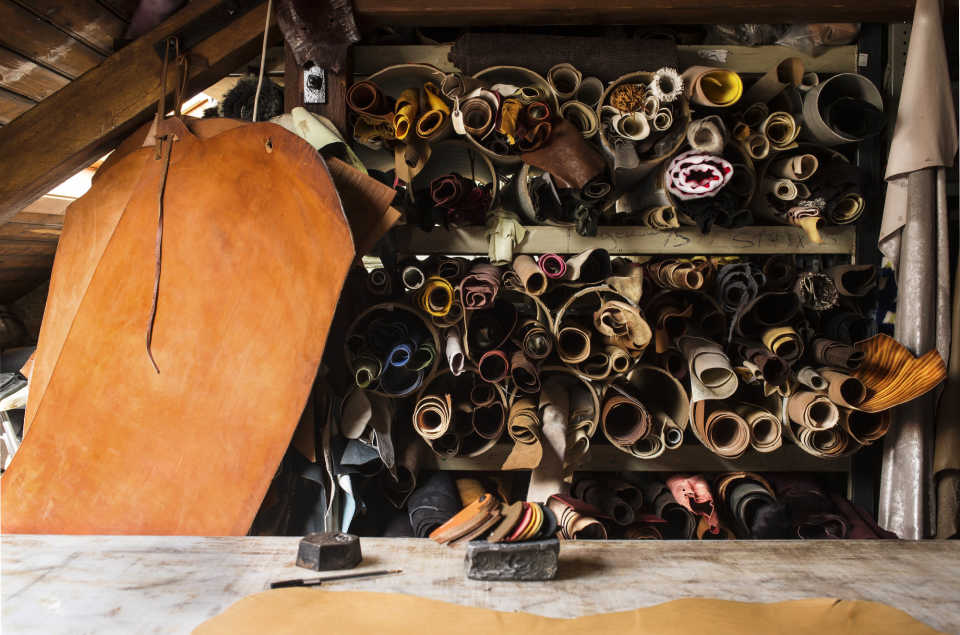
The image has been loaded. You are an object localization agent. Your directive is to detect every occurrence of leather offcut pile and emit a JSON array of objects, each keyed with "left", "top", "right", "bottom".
[
  {"left": 346, "top": 58, "right": 882, "bottom": 241},
  {"left": 340, "top": 249, "right": 946, "bottom": 524}
]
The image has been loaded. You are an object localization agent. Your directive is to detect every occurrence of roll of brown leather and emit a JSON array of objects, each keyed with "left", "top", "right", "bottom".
[
  {"left": 839, "top": 408, "right": 890, "bottom": 445},
  {"left": 820, "top": 369, "right": 867, "bottom": 408},
  {"left": 827, "top": 264, "right": 877, "bottom": 297},
  {"left": 512, "top": 255, "right": 548, "bottom": 296},
  {"left": 414, "top": 393, "right": 453, "bottom": 441},
  {"left": 787, "top": 391, "right": 839, "bottom": 431},
  {"left": 601, "top": 394, "right": 653, "bottom": 447},
  {"left": 695, "top": 402, "right": 751, "bottom": 459},
  {"left": 473, "top": 400, "right": 506, "bottom": 441},
  {"left": 732, "top": 403, "right": 783, "bottom": 453},
  {"left": 347, "top": 80, "right": 394, "bottom": 120},
  {"left": 593, "top": 300, "right": 652, "bottom": 356},
  {"left": 478, "top": 349, "right": 510, "bottom": 383},
  {"left": 762, "top": 255, "right": 797, "bottom": 291},
  {"left": 521, "top": 119, "right": 605, "bottom": 191},
  {"left": 812, "top": 338, "right": 864, "bottom": 371},
  {"left": 461, "top": 96, "right": 495, "bottom": 137},
  {"left": 502, "top": 396, "right": 543, "bottom": 470},
  {"left": 517, "top": 320, "right": 553, "bottom": 360},
  {"left": 557, "top": 326, "right": 592, "bottom": 364},
  {"left": 510, "top": 350, "right": 541, "bottom": 393},
  {"left": 735, "top": 292, "right": 801, "bottom": 337}
]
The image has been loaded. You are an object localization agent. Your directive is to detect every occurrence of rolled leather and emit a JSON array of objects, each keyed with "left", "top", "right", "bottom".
[
  {"left": 692, "top": 401, "right": 751, "bottom": 459},
  {"left": 665, "top": 151, "right": 734, "bottom": 200},
  {"left": 445, "top": 328, "right": 466, "bottom": 376},
  {"left": 460, "top": 263, "right": 501, "bottom": 310},
  {"left": 606, "top": 259, "right": 645, "bottom": 304},
  {"left": 464, "top": 298, "right": 518, "bottom": 358},
  {"left": 510, "top": 350, "right": 541, "bottom": 393},
  {"left": 787, "top": 390, "right": 840, "bottom": 431},
  {"left": 742, "top": 57, "right": 804, "bottom": 105},
  {"left": 732, "top": 402, "right": 783, "bottom": 453},
  {"left": 681, "top": 66, "right": 743, "bottom": 108},
  {"left": 796, "top": 366, "right": 828, "bottom": 391},
  {"left": 512, "top": 255, "right": 548, "bottom": 296},
  {"left": 819, "top": 369, "right": 867, "bottom": 408},
  {"left": 560, "top": 100, "right": 600, "bottom": 138},
  {"left": 826, "top": 192, "right": 865, "bottom": 224},
  {"left": 761, "top": 112, "right": 800, "bottom": 151},
  {"left": 601, "top": 393, "right": 653, "bottom": 449},
  {"left": 850, "top": 333, "right": 947, "bottom": 413},
  {"left": 747, "top": 348, "right": 790, "bottom": 386},
  {"left": 556, "top": 326, "right": 591, "bottom": 364},
  {"left": 573, "top": 480, "right": 634, "bottom": 526},
  {"left": 502, "top": 396, "right": 543, "bottom": 470},
  {"left": 538, "top": 253, "right": 567, "bottom": 279},
  {"left": 742, "top": 132, "right": 770, "bottom": 160},
  {"left": 547, "top": 62, "right": 582, "bottom": 101},
  {"left": 547, "top": 494, "right": 608, "bottom": 539},
  {"left": 839, "top": 408, "right": 890, "bottom": 445},
  {"left": 393, "top": 88, "right": 419, "bottom": 141},
  {"left": 593, "top": 300, "right": 652, "bottom": 356},
  {"left": 415, "top": 82, "right": 450, "bottom": 139},
  {"left": 793, "top": 272, "right": 839, "bottom": 311},
  {"left": 414, "top": 393, "right": 453, "bottom": 441},
  {"left": 812, "top": 337, "right": 864, "bottom": 371},
  {"left": 576, "top": 76, "right": 604, "bottom": 108},
  {"left": 478, "top": 349, "right": 510, "bottom": 383},
  {"left": 827, "top": 264, "right": 877, "bottom": 297},
  {"left": 764, "top": 177, "right": 798, "bottom": 201},
  {"left": 564, "top": 248, "right": 612, "bottom": 284},
  {"left": 735, "top": 291, "right": 801, "bottom": 337},
  {"left": 640, "top": 205, "right": 680, "bottom": 230},
  {"left": 346, "top": 80, "right": 394, "bottom": 121},
  {"left": 521, "top": 119, "right": 606, "bottom": 191},
  {"left": 517, "top": 320, "right": 553, "bottom": 360},
  {"left": 770, "top": 153, "right": 819, "bottom": 181},
  {"left": 644, "top": 480, "right": 697, "bottom": 539},
  {"left": 762, "top": 255, "right": 797, "bottom": 291},
  {"left": 680, "top": 336, "right": 739, "bottom": 400},
  {"left": 366, "top": 267, "right": 394, "bottom": 297},
  {"left": 461, "top": 93, "right": 497, "bottom": 138},
  {"left": 716, "top": 262, "right": 764, "bottom": 314},
  {"left": 667, "top": 474, "right": 721, "bottom": 536},
  {"left": 685, "top": 116, "right": 727, "bottom": 154},
  {"left": 417, "top": 276, "right": 454, "bottom": 317},
  {"left": 761, "top": 326, "right": 803, "bottom": 363}
]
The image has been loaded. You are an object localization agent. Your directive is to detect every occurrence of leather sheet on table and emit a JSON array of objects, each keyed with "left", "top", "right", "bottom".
[
  {"left": 195, "top": 590, "right": 942, "bottom": 635},
  {"left": 4, "top": 120, "right": 356, "bottom": 534},
  {"left": 448, "top": 33, "right": 678, "bottom": 79}
]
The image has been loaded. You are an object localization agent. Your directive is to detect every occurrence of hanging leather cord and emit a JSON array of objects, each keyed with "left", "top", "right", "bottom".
[
  {"left": 251, "top": 0, "right": 274, "bottom": 122},
  {"left": 147, "top": 37, "right": 187, "bottom": 373}
]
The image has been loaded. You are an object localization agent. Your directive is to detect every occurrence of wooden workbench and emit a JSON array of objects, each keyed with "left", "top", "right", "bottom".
[{"left": 2, "top": 536, "right": 958, "bottom": 634}]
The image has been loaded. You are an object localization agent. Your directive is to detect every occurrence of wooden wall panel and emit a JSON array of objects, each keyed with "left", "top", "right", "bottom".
[{"left": 0, "top": 1, "right": 103, "bottom": 77}]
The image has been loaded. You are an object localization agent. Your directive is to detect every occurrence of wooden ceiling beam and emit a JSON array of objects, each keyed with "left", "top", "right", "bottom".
[
  {"left": 351, "top": 0, "right": 913, "bottom": 25},
  {"left": 0, "top": 0, "right": 272, "bottom": 224}
]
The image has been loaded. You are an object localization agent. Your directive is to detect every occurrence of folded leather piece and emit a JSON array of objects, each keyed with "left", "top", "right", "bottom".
[
  {"left": 521, "top": 119, "right": 606, "bottom": 191},
  {"left": 794, "top": 272, "right": 839, "bottom": 311},
  {"left": 593, "top": 300, "right": 653, "bottom": 356},
  {"left": 502, "top": 397, "right": 543, "bottom": 470},
  {"left": 538, "top": 253, "right": 567, "bottom": 279},
  {"left": 547, "top": 494, "right": 608, "bottom": 539},
  {"left": 512, "top": 255, "right": 548, "bottom": 296},
  {"left": 408, "top": 472, "right": 460, "bottom": 537},
  {"left": 560, "top": 100, "right": 600, "bottom": 138},
  {"left": 827, "top": 264, "right": 877, "bottom": 297},
  {"left": 787, "top": 390, "right": 840, "bottom": 431},
  {"left": 731, "top": 403, "right": 783, "bottom": 453},
  {"left": 850, "top": 333, "right": 947, "bottom": 413},
  {"left": 510, "top": 350, "right": 541, "bottom": 393},
  {"left": 665, "top": 151, "right": 734, "bottom": 201},
  {"left": 812, "top": 337, "right": 864, "bottom": 371},
  {"left": 742, "top": 57, "right": 804, "bottom": 105},
  {"left": 680, "top": 336, "right": 739, "bottom": 400},
  {"left": 460, "top": 263, "right": 501, "bottom": 310},
  {"left": 547, "top": 62, "right": 582, "bottom": 101},
  {"left": 685, "top": 116, "right": 727, "bottom": 154},
  {"left": 681, "top": 66, "right": 743, "bottom": 107},
  {"left": 762, "top": 326, "right": 803, "bottom": 363},
  {"left": 770, "top": 153, "right": 819, "bottom": 181},
  {"left": 667, "top": 474, "right": 721, "bottom": 535},
  {"left": 487, "top": 501, "right": 524, "bottom": 542}
]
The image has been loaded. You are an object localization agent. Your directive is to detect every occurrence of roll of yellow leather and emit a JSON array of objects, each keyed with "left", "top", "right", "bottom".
[
  {"left": 394, "top": 88, "right": 419, "bottom": 141},
  {"left": 681, "top": 66, "right": 743, "bottom": 108},
  {"left": 418, "top": 276, "right": 454, "bottom": 317},
  {"left": 416, "top": 82, "right": 451, "bottom": 139},
  {"left": 497, "top": 98, "right": 523, "bottom": 145}
]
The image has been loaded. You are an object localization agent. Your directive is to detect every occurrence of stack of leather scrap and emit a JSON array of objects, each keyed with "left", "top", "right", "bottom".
[{"left": 345, "top": 53, "right": 884, "bottom": 239}]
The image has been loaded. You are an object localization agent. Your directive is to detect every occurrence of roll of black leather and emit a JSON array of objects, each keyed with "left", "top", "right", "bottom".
[
  {"left": 407, "top": 471, "right": 460, "bottom": 537},
  {"left": 449, "top": 33, "right": 678, "bottom": 80}
]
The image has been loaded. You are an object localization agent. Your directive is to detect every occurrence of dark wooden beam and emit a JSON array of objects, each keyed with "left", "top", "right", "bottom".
[
  {"left": 351, "top": 0, "right": 913, "bottom": 25},
  {"left": 0, "top": 0, "right": 272, "bottom": 224}
]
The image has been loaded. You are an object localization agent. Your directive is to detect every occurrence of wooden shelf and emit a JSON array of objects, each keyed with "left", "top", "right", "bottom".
[
  {"left": 391, "top": 225, "right": 856, "bottom": 256},
  {"left": 419, "top": 444, "right": 851, "bottom": 472}
]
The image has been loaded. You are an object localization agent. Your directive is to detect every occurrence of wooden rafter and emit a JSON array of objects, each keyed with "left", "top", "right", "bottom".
[{"left": 0, "top": 0, "right": 274, "bottom": 224}]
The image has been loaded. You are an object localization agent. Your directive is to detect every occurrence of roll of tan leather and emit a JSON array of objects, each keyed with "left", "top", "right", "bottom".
[
  {"left": 601, "top": 394, "right": 653, "bottom": 447},
  {"left": 743, "top": 133, "right": 770, "bottom": 160},
  {"left": 557, "top": 326, "right": 592, "bottom": 364},
  {"left": 548, "top": 494, "right": 608, "bottom": 539},
  {"left": 692, "top": 401, "right": 751, "bottom": 459},
  {"left": 770, "top": 153, "right": 819, "bottom": 181},
  {"left": 685, "top": 116, "right": 727, "bottom": 154},
  {"left": 787, "top": 391, "right": 839, "bottom": 431},
  {"left": 796, "top": 366, "right": 828, "bottom": 391},
  {"left": 576, "top": 76, "right": 604, "bottom": 108},
  {"left": 681, "top": 66, "right": 743, "bottom": 108},
  {"left": 512, "top": 255, "right": 548, "bottom": 296},
  {"left": 839, "top": 408, "right": 890, "bottom": 445},
  {"left": 547, "top": 62, "right": 582, "bottom": 101},
  {"left": 593, "top": 300, "right": 652, "bottom": 355},
  {"left": 819, "top": 369, "right": 867, "bottom": 408},
  {"left": 560, "top": 100, "right": 600, "bottom": 138},
  {"left": 502, "top": 396, "right": 543, "bottom": 470},
  {"left": 761, "top": 112, "right": 800, "bottom": 151},
  {"left": 510, "top": 350, "right": 541, "bottom": 393},
  {"left": 414, "top": 394, "right": 453, "bottom": 441},
  {"left": 640, "top": 205, "right": 681, "bottom": 230},
  {"left": 732, "top": 403, "right": 783, "bottom": 453},
  {"left": 461, "top": 96, "right": 495, "bottom": 137}
]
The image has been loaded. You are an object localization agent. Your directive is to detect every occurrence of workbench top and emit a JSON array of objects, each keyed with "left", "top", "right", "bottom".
[{"left": 2, "top": 536, "right": 959, "bottom": 634}]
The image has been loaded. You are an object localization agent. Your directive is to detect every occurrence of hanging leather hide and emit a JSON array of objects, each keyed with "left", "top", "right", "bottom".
[{"left": 3, "top": 118, "right": 358, "bottom": 534}]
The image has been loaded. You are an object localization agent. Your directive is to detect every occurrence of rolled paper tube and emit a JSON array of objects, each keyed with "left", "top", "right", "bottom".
[
  {"left": 602, "top": 394, "right": 653, "bottom": 447},
  {"left": 402, "top": 265, "right": 425, "bottom": 290},
  {"left": 346, "top": 80, "right": 393, "bottom": 119},
  {"left": 613, "top": 112, "right": 650, "bottom": 140},
  {"left": 478, "top": 349, "right": 510, "bottom": 383},
  {"left": 702, "top": 406, "right": 751, "bottom": 459},
  {"left": 413, "top": 393, "right": 453, "bottom": 440},
  {"left": 538, "top": 254, "right": 567, "bottom": 279},
  {"left": 828, "top": 193, "right": 865, "bottom": 224},
  {"left": 800, "top": 72, "right": 819, "bottom": 91},
  {"left": 470, "top": 382, "right": 497, "bottom": 407},
  {"left": 497, "top": 98, "right": 523, "bottom": 144},
  {"left": 839, "top": 408, "right": 889, "bottom": 445},
  {"left": 796, "top": 366, "right": 828, "bottom": 391},
  {"left": 681, "top": 66, "right": 743, "bottom": 107},
  {"left": 819, "top": 369, "right": 867, "bottom": 408},
  {"left": 812, "top": 338, "right": 864, "bottom": 370},
  {"left": 770, "top": 154, "right": 819, "bottom": 181},
  {"left": 652, "top": 108, "right": 673, "bottom": 132},
  {"left": 651, "top": 67, "right": 683, "bottom": 103},
  {"left": 512, "top": 255, "right": 548, "bottom": 295},
  {"left": 460, "top": 263, "right": 501, "bottom": 309},
  {"left": 732, "top": 403, "right": 782, "bottom": 453},
  {"left": 519, "top": 321, "right": 553, "bottom": 360},
  {"left": 642, "top": 94, "right": 660, "bottom": 118},
  {"left": 787, "top": 390, "right": 840, "bottom": 431},
  {"left": 742, "top": 57, "right": 804, "bottom": 105},
  {"left": 366, "top": 268, "right": 392, "bottom": 296},
  {"left": 743, "top": 133, "right": 770, "bottom": 160},
  {"left": 502, "top": 396, "right": 543, "bottom": 470},
  {"left": 762, "top": 326, "right": 803, "bottom": 362},
  {"left": 445, "top": 328, "right": 466, "bottom": 376},
  {"left": 557, "top": 326, "right": 591, "bottom": 364},
  {"left": 409, "top": 341, "right": 437, "bottom": 372},
  {"left": 828, "top": 264, "right": 877, "bottom": 297},
  {"left": 794, "top": 182, "right": 812, "bottom": 199},
  {"left": 765, "top": 177, "right": 798, "bottom": 201},
  {"left": 640, "top": 205, "right": 679, "bottom": 230},
  {"left": 576, "top": 76, "right": 604, "bottom": 108},
  {"left": 394, "top": 88, "right": 419, "bottom": 140},
  {"left": 547, "top": 62, "right": 582, "bottom": 101},
  {"left": 473, "top": 401, "right": 506, "bottom": 440},
  {"left": 794, "top": 272, "right": 839, "bottom": 311},
  {"left": 560, "top": 101, "right": 599, "bottom": 138},
  {"left": 510, "top": 350, "right": 541, "bottom": 393},
  {"left": 418, "top": 276, "right": 454, "bottom": 317},
  {"left": 461, "top": 96, "right": 495, "bottom": 138},
  {"left": 685, "top": 116, "right": 726, "bottom": 154},
  {"left": 415, "top": 82, "right": 450, "bottom": 139},
  {"left": 353, "top": 354, "right": 382, "bottom": 388},
  {"left": 593, "top": 301, "right": 653, "bottom": 354}
]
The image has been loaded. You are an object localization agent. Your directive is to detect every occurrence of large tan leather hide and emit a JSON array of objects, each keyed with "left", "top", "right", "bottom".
[{"left": 2, "top": 118, "right": 355, "bottom": 534}]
